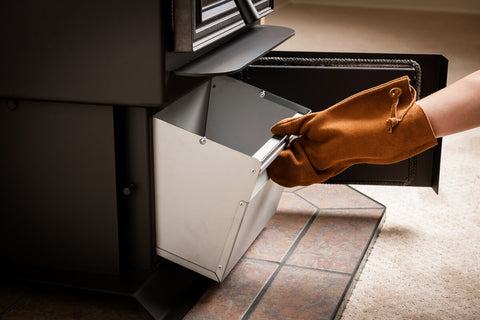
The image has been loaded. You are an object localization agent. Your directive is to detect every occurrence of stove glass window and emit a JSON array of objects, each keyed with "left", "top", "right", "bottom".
[
  {"left": 173, "top": 0, "right": 273, "bottom": 52},
  {"left": 201, "top": 0, "right": 236, "bottom": 21}
]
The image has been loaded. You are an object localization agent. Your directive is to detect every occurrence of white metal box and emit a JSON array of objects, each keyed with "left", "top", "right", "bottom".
[{"left": 153, "top": 76, "right": 309, "bottom": 281}]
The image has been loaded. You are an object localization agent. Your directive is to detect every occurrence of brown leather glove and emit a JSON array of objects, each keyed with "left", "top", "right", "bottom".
[{"left": 267, "top": 76, "right": 438, "bottom": 187}]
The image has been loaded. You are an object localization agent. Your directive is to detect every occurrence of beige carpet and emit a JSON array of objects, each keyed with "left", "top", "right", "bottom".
[
  {"left": 347, "top": 128, "right": 480, "bottom": 319},
  {"left": 266, "top": 3, "right": 480, "bottom": 319}
]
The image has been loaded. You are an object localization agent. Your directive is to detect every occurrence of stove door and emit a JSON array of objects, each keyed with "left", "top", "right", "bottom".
[{"left": 239, "top": 51, "right": 448, "bottom": 192}]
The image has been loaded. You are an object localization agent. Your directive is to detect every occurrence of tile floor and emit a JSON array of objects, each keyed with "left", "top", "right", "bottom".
[{"left": 0, "top": 184, "right": 385, "bottom": 320}]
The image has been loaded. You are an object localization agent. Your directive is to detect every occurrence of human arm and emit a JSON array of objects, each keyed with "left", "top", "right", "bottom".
[{"left": 419, "top": 70, "right": 480, "bottom": 137}]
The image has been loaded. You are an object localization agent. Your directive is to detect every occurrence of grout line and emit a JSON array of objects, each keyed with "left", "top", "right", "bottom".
[
  {"left": 283, "top": 263, "right": 352, "bottom": 277},
  {"left": 294, "top": 192, "right": 321, "bottom": 210},
  {"left": 244, "top": 253, "right": 352, "bottom": 277},
  {"left": 346, "top": 185, "right": 386, "bottom": 209},
  {"left": 242, "top": 256, "right": 281, "bottom": 264},
  {"left": 284, "top": 186, "right": 307, "bottom": 194},
  {"left": 0, "top": 293, "right": 28, "bottom": 319},
  {"left": 317, "top": 207, "right": 385, "bottom": 211},
  {"left": 331, "top": 206, "right": 387, "bottom": 320},
  {"left": 293, "top": 191, "right": 382, "bottom": 211},
  {"left": 240, "top": 261, "right": 282, "bottom": 320},
  {"left": 293, "top": 185, "right": 385, "bottom": 211},
  {"left": 241, "top": 209, "right": 320, "bottom": 320}
]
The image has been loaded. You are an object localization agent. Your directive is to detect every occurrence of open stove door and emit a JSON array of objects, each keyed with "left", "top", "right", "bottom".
[{"left": 238, "top": 51, "right": 448, "bottom": 193}]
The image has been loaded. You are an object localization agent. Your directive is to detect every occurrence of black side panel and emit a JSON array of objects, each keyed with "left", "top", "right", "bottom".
[
  {"left": 114, "top": 107, "right": 156, "bottom": 273},
  {"left": 0, "top": 100, "right": 120, "bottom": 274},
  {"left": 0, "top": 0, "right": 164, "bottom": 106},
  {"left": 239, "top": 52, "right": 448, "bottom": 190}
]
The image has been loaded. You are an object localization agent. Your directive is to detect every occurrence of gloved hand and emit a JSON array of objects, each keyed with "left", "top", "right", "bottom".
[{"left": 267, "top": 76, "right": 438, "bottom": 187}]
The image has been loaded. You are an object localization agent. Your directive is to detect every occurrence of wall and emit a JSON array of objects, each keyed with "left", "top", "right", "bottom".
[
  {"left": 274, "top": 0, "right": 291, "bottom": 9},
  {"left": 284, "top": 0, "right": 480, "bottom": 14}
]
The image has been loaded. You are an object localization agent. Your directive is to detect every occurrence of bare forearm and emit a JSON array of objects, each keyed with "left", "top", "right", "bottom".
[{"left": 417, "top": 70, "right": 480, "bottom": 138}]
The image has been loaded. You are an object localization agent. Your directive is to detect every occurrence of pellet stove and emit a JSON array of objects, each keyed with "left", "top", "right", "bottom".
[{"left": 0, "top": 0, "right": 447, "bottom": 319}]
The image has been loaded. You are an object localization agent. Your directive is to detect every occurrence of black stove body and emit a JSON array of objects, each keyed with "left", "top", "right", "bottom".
[{"left": 0, "top": 1, "right": 447, "bottom": 319}]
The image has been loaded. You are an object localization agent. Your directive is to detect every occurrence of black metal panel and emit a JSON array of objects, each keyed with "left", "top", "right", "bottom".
[
  {"left": 259, "top": 51, "right": 448, "bottom": 104},
  {"left": 134, "top": 260, "right": 211, "bottom": 320},
  {"left": 174, "top": 25, "right": 295, "bottom": 76},
  {"left": 0, "top": 259, "right": 211, "bottom": 319},
  {"left": 0, "top": 0, "right": 164, "bottom": 106},
  {"left": 239, "top": 52, "right": 448, "bottom": 190},
  {"left": 0, "top": 99, "right": 120, "bottom": 274},
  {"left": 114, "top": 107, "right": 157, "bottom": 273}
]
